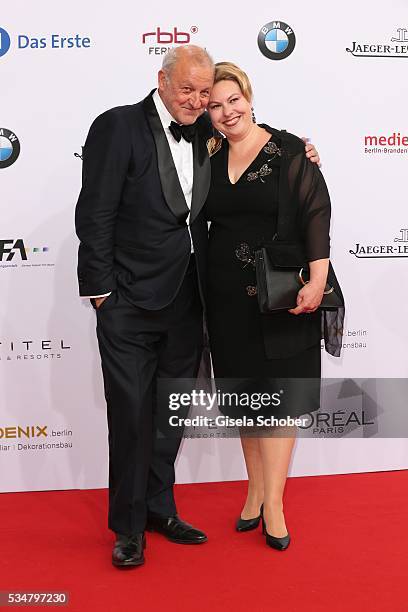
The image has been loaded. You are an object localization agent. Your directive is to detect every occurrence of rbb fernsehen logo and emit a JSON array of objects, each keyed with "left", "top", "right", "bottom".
[
  {"left": 0, "top": 27, "right": 11, "bottom": 57},
  {"left": 258, "top": 21, "right": 296, "bottom": 60},
  {"left": 0, "top": 128, "right": 20, "bottom": 169}
]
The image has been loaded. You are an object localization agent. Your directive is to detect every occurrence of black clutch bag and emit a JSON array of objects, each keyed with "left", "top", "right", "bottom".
[{"left": 254, "top": 242, "right": 343, "bottom": 313}]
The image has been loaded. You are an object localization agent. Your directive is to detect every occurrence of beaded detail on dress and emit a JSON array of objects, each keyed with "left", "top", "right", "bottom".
[
  {"left": 245, "top": 142, "right": 282, "bottom": 183},
  {"left": 235, "top": 242, "right": 256, "bottom": 268},
  {"left": 235, "top": 243, "right": 258, "bottom": 296},
  {"left": 234, "top": 138, "right": 282, "bottom": 295},
  {"left": 247, "top": 164, "right": 273, "bottom": 183},
  {"left": 263, "top": 141, "right": 282, "bottom": 156}
]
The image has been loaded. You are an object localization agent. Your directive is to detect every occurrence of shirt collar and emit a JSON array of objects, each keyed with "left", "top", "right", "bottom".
[{"left": 153, "top": 89, "right": 177, "bottom": 131}]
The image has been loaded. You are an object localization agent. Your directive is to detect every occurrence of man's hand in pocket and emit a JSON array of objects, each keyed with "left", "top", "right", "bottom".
[{"left": 95, "top": 296, "right": 108, "bottom": 308}]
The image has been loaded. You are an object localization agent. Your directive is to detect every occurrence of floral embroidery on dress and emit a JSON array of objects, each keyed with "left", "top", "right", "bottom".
[
  {"left": 263, "top": 141, "right": 282, "bottom": 157},
  {"left": 245, "top": 139, "right": 281, "bottom": 183},
  {"left": 246, "top": 164, "right": 273, "bottom": 183},
  {"left": 247, "top": 171, "right": 259, "bottom": 182},
  {"left": 235, "top": 243, "right": 258, "bottom": 296},
  {"left": 207, "top": 136, "right": 223, "bottom": 157},
  {"left": 246, "top": 285, "right": 257, "bottom": 296},
  {"left": 235, "top": 242, "right": 256, "bottom": 268}
]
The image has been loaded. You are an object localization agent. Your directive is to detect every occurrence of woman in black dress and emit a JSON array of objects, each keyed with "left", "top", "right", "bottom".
[{"left": 204, "top": 62, "right": 344, "bottom": 550}]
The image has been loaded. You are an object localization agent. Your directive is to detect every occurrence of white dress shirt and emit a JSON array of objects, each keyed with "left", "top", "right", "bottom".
[
  {"left": 85, "top": 90, "right": 195, "bottom": 299},
  {"left": 153, "top": 89, "right": 194, "bottom": 229}
]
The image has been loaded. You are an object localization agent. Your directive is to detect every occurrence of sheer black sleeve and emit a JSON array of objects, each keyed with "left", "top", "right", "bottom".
[
  {"left": 288, "top": 152, "right": 331, "bottom": 262},
  {"left": 286, "top": 145, "right": 345, "bottom": 358}
]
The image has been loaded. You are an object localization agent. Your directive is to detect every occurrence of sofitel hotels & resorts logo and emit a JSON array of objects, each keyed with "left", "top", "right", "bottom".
[
  {"left": 0, "top": 339, "right": 71, "bottom": 362},
  {"left": 346, "top": 27, "right": 408, "bottom": 58},
  {"left": 349, "top": 228, "right": 408, "bottom": 258}
]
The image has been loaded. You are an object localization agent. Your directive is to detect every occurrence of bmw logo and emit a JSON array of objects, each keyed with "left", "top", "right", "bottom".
[
  {"left": 0, "top": 27, "right": 11, "bottom": 58},
  {"left": 258, "top": 21, "right": 296, "bottom": 60},
  {"left": 0, "top": 128, "right": 20, "bottom": 169}
]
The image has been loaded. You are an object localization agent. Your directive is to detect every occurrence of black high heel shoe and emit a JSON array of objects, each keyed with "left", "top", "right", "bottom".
[
  {"left": 262, "top": 515, "right": 290, "bottom": 550},
  {"left": 236, "top": 504, "right": 264, "bottom": 532}
]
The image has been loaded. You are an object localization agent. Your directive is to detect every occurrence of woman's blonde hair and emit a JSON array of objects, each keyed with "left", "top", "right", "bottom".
[
  {"left": 213, "top": 61, "right": 253, "bottom": 102},
  {"left": 207, "top": 62, "right": 254, "bottom": 157}
]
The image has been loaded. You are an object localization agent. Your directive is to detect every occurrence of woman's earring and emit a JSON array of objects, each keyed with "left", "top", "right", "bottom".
[{"left": 251, "top": 107, "right": 256, "bottom": 123}]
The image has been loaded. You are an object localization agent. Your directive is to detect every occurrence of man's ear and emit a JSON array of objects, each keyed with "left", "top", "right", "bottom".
[{"left": 158, "top": 70, "right": 166, "bottom": 92}]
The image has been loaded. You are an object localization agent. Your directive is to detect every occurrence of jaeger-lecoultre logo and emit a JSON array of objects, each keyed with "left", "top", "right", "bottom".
[{"left": 350, "top": 228, "right": 408, "bottom": 258}]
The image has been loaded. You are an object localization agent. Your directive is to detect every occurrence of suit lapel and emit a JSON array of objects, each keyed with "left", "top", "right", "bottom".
[
  {"left": 190, "top": 124, "right": 211, "bottom": 225},
  {"left": 143, "top": 91, "right": 190, "bottom": 223}
]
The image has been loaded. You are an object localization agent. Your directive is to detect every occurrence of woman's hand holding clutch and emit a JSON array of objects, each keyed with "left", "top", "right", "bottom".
[
  {"left": 288, "top": 281, "right": 325, "bottom": 315},
  {"left": 289, "top": 258, "right": 329, "bottom": 314}
]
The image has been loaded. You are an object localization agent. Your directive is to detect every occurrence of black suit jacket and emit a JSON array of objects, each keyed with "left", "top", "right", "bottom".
[{"left": 75, "top": 90, "right": 212, "bottom": 310}]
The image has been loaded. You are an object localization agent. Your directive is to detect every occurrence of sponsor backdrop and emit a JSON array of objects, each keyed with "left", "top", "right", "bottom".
[{"left": 1, "top": 0, "right": 408, "bottom": 492}]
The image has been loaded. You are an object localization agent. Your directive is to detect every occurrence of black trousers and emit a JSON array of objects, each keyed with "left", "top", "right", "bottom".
[{"left": 95, "top": 257, "right": 203, "bottom": 535}]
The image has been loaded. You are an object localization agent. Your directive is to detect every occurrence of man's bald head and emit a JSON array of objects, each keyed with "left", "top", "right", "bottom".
[
  {"left": 158, "top": 45, "right": 215, "bottom": 125},
  {"left": 161, "top": 45, "right": 214, "bottom": 79}
]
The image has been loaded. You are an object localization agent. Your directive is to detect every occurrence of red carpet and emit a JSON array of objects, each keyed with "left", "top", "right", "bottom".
[{"left": 2, "top": 472, "right": 407, "bottom": 612}]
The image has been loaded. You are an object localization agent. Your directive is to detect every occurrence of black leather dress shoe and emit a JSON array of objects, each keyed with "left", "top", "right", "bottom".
[
  {"left": 146, "top": 515, "right": 207, "bottom": 544},
  {"left": 112, "top": 532, "right": 146, "bottom": 568}
]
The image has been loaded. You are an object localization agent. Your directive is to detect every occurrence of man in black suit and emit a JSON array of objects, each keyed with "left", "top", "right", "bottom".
[
  {"left": 76, "top": 45, "right": 214, "bottom": 567},
  {"left": 75, "top": 45, "right": 319, "bottom": 568}
]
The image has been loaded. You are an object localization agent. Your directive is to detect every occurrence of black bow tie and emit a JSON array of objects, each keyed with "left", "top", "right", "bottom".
[{"left": 169, "top": 121, "right": 196, "bottom": 143}]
